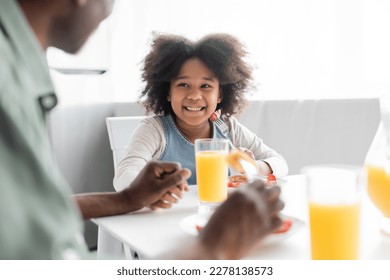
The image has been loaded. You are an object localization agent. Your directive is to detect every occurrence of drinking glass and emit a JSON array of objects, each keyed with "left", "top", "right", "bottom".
[
  {"left": 303, "top": 165, "right": 365, "bottom": 259},
  {"left": 195, "top": 138, "right": 229, "bottom": 215},
  {"left": 365, "top": 94, "right": 390, "bottom": 235}
]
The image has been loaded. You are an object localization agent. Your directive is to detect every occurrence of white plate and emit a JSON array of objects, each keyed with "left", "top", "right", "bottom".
[
  {"left": 179, "top": 213, "right": 304, "bottom": 244},
  {"left": 262, "top": 215, "right": 305, "bottom": 244},
  {"left": 272, "top": 177, "right": 288, "bottom": 187}
]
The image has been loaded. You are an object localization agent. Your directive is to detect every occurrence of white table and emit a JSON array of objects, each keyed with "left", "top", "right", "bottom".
[{"left": 92, "top": 175, "right": 390, "bottom": 259}]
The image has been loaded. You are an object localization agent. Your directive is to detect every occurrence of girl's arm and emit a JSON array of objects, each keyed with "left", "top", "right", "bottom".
[
  {"left": 113, "top": 117, "right": 165, "bottom": 191},
  {"left": 228, "top": 117, "right": 289, "bottom": 177}
]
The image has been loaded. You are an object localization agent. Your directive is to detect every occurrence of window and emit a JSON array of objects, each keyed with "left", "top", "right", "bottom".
[{"left": 49, "top": 0, "right": 390, "bottom": 103}]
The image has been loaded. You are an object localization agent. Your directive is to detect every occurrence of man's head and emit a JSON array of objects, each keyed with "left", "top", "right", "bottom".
[{"left": 19, "top": 0, "right": 114, "bottom": 53}]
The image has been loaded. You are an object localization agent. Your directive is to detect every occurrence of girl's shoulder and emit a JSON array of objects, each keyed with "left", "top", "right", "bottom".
[
  {"left": 141, "top": 115, "right": 163, "bottom": 126},
  {"left": 223, "top": 115, "right": 254, "bottom": 137},
  {"left": 222, "top": 115, "right": 241, "bottom": 129},
  {"left": 136, "top": 115, "right": 165, "bottom": 136}
]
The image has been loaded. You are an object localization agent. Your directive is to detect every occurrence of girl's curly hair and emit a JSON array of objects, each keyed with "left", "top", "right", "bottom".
[{"left": 140, "top": 33, "right": 253, "bottom": 116}]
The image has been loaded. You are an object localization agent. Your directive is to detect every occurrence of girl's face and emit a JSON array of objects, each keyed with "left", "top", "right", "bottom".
[{"left": 169, "top": 57, "right": 222, "bottom": 129}]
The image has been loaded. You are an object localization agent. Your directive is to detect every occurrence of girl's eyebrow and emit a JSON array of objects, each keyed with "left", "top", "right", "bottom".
[
  {"left": 174, "top": 76, "right": 189, "bottom": 80},
  {"left": 174, "top": 76, "right": 217, "bottom": 81}
]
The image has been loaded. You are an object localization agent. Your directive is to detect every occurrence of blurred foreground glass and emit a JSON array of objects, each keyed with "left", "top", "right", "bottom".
[
  {"left": 364, "top": 94, "right": 390, "bottom": 235},
  {"left": 195, "top": 139, "right": 229, "bottom": 215},
  {"left": 303, "top": 165, "right": 365, "bottom": 260}
]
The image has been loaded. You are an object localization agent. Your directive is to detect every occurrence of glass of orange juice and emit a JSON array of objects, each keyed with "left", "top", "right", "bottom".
[
  {"left": 365, "top": 164, "right": 390, "bottom": 234},
  {"left": 364, "top": 93, "right": 390, "bottom": 235},
  {"left": 195, "top": 138, "right": 229, "bottom": 215},
  {"left": 302, "top": 165, "right": 365, "bottom": 260}
]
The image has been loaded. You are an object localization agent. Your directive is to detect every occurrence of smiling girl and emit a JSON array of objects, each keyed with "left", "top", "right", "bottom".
[{"left": 113, "top": 33, "right": 288, "bottom": 190}]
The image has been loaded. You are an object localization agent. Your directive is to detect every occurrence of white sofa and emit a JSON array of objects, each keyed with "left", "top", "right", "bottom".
[{"left": 237, "top": 99, "right": 380, "bottom": 174}]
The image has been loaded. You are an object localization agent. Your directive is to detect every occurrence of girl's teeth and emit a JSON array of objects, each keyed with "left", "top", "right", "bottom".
[{"left": 186, "top": 107, "right": 202, "bottom": 111}]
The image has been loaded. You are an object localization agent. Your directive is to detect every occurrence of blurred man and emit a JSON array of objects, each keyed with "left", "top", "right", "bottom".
[{"left": 0, "top": 0, "right": 283, "bottom": 259}]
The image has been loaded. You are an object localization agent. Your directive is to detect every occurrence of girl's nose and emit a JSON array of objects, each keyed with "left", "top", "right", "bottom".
[{"left": 186, "top": 88, "right": 202, "bottom": 100}]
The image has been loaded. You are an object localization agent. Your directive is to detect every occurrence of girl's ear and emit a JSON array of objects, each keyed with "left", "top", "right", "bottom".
[
  {"left": 167, "top": 92, "right": 171, "bottom": 102},
  {"left": 217, "top": 89, "right": 223, "bottom": 103}
]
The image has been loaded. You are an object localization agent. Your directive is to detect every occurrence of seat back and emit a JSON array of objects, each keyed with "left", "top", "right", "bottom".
[{"left": 106, "top": 116, "right": 146, "bottom": 172}]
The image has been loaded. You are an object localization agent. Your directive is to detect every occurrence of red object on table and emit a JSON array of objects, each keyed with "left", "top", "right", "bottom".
[{"left": 273, "top": 219, "right": 292, "bottom": 234}]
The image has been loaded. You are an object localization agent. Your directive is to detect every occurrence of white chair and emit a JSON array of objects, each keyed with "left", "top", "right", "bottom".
[
  {"left": 106, "top": 116, "right": 147, "bottom": 172},
  {"left": 97, "top": 116, "right": 146, "bottom": 259}
]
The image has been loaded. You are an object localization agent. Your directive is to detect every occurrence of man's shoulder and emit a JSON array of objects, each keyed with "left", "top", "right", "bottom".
[{"left": 0, "top": 32, "right": 16, "bottom": 93}]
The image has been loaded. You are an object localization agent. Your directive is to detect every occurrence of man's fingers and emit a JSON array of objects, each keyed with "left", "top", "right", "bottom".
[
  {"left": 270, "top": 216, "right": 283, "bottom": 231},
  {"left": 175, "top": 181, "right": 189, "bottom": 193},
  {"left": 151, "top": 161, "right": 181, "bottom": 177},
  {"left": 175, "top": 183, "right": 189, "bottom": 193},
  {"left": 151, "top": 187, "right": 187, "bottom": 208},
  {"left": 150, "top": 200, "right": 173, "bottom": 210},
  {"left": 269, "top": 200, "right": 285, "bottom": 216},
  {"left": 161, "top": 193, "right": 178, "bottom": 204},
  {"left": 169, "top": 187, "right": 183, "bottom": 199},
  {"left": 159, "top": 169, "right": 191, "bottom": 190},
  {"left": 247, "top": 179, "right": 266, "bottom": 191},
  {"left": 264, "top": 186, "right": 281, "bottom": 202},
  {"left": 180, "top": 168, "right": 191, "bottom": 180}
]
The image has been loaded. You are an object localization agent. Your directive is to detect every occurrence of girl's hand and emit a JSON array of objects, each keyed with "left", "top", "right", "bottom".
[
  {"left": 238, "top": 147, "right": 255, "bottom": 160},
  {"left": 236, "top": 148, "right": 273, "bottom": 176}
]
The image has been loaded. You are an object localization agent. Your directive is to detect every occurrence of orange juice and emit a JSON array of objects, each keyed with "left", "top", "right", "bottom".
[
  {"left": 309, "top": 202, "right": 360, "bottom": 259},
  {"left": 365, "top": 165, "right": 390, "bottom": 218},
  {"left": 196, "top": 150, "right": 228, "bottom": 202}
]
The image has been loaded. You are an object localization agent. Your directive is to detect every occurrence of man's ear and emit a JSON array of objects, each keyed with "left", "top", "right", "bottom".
[{"left": 72, "top": 0, "right": 88, "bottom": 7}]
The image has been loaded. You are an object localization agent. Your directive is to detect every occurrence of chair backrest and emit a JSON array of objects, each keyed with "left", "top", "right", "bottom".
[{"left": 106, "top": 116, "right": 146, "bottom": 172}]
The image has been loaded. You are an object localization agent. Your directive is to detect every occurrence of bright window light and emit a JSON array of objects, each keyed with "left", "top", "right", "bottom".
[{"left": 49, "top": 0, "right": 390, "bottom": 103}]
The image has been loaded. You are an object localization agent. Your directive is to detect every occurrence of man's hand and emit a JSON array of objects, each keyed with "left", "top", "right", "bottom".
[
  {"left": 197, "top": 179, "right": 284, "bottom": 259},
  {"left": 73, "top": 161, "right": 190, "bottom": 220},
  {"left": 122, "top": 161, "right": 191, "bottom": 211}
]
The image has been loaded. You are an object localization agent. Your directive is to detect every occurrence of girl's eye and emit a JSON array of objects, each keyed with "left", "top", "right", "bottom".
[
  {"left": 201, "top": 84, "right": 211, "bottom": 89},
  {"left": 177, "top": 83, "right": 189, "bottom": 88}
]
